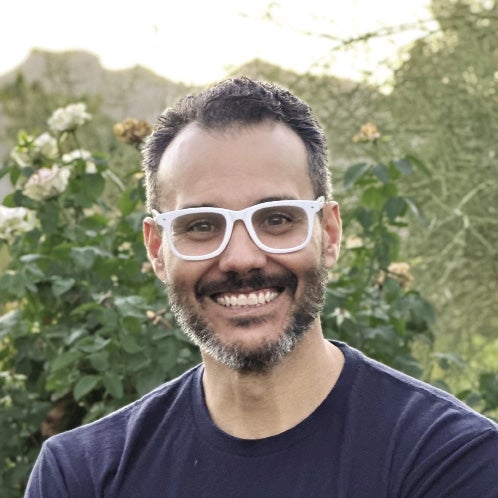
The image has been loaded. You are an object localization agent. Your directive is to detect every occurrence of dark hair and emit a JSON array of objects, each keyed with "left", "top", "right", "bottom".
[{"left": 142, "top": 77, "right": 331, "bottom": 211}]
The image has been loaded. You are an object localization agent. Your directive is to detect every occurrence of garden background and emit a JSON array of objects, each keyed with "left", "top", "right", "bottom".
[{"left": 0, "top": 1, "right": 497, "bottom": 495}]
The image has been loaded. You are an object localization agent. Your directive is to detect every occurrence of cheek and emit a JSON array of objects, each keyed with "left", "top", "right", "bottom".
[{"left": 164, "top": 257, "right": 210, "bottom": 291}]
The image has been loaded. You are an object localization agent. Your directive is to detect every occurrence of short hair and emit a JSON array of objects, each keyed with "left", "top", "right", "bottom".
[{"left": 142, "top": 77, "right": 331, "bottom": 212}]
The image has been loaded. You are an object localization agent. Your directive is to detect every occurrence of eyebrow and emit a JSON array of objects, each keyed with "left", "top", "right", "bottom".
[{"left": 178, "top": 195, "right": 299, "bottom": 211}]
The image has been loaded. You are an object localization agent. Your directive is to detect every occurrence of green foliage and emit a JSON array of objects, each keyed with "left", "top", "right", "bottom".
[
  {"left": 389, "top": 0, "right": 498, "bottom": 352},
  {"left": 0, "top": 98, "right": 493, "bottom": 497},
  {"left": 0, "top": 107, "right": 200, "bottom": 497},
  {"left": 323, "top": 140, "right": 435, "bottom": 378},
  {"left": 380, "top": 0, "right": 498, "bottom": 412}
]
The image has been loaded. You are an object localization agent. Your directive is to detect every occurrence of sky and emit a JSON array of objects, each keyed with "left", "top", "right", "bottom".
[{"left": 1, "top": 0, "right": 435, "bottom": 88}]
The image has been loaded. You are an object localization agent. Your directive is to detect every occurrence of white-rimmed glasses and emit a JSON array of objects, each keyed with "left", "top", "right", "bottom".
[{"left": 152, "top": 197, "right": 328, "bottom": 261}]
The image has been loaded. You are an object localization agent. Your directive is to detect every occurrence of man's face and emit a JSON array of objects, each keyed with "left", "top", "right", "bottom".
[{"left": 144, "top": 122, "right": 341, "bottom": 373}]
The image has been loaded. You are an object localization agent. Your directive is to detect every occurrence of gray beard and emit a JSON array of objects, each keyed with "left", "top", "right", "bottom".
[{"left": 165, "top": 260, "right": 328, "bottom": 373}]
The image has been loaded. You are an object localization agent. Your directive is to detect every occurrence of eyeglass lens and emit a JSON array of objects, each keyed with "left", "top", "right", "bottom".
[{"left": 170, "top": 205, "right": 310, "bottom": 258}]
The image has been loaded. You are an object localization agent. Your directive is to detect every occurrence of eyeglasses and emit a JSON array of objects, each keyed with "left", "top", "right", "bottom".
[{"left": 152, "top": 197, "right": 327, "bottom": 261}]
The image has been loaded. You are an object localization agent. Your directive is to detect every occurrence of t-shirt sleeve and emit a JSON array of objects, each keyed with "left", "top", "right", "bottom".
[
  {"left": 24, "top": 443, "right": 69, "bottom": 498},
  {"left": 400, "top": 425, "right": 498, "bottom": 497},
  {"left": 24, "top": 434, "right": 99, "bottom": 498}
]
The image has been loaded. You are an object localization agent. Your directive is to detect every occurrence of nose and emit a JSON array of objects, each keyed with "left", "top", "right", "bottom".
[{"left": 218, "top": 220, "right": 267, "bottom": 273}]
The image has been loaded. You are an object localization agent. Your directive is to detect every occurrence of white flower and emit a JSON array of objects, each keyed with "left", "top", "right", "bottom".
[
  {"left": 47, "top": 103, "right": 92, "bottom": 133},
  {"left": 345, "top": 235, "right": 364, "bottom": 249},
  {"left": 331, "top": 307, "right": 352, "bottom": 327},
  {"left": 10, "top": 148, "right": 31, "bottom": 167},
  {"left": 33, "top": 132, "right": 58, "bottom": 159},
  {"left": 10, "top": 134, "right": 34, "bottom": 167},
  {"left": 0, "top": 206, "right": 37, "bottom": 243},
  {"left": 62, "top": 149, "right": 97, "bottom": 174},
  {"left": 23, "top": 166, "right": 71, "bottom": 201}
]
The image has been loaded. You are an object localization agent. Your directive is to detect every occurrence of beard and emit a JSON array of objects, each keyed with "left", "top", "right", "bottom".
[{"left": 164, "top": 258, "right": 328, "bottom": 374}]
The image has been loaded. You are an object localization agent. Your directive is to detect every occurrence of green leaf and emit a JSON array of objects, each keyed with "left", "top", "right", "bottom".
[
  {"left": 405, "top": 154, "right": 431, "bottom": 177},
  {"left": 372, "top": 164, "right": 391, "bottom": 184},
  {"left": 0, "top": 271, "right": 25, "bottom": 299},
  {"left": 119, "top": 188, "right": 139, "bottom": 216},
  {"left": 404, "top": 197, "right": 428, "bottom": 226},
  {"left": 479, "top": 372, "right": 498, "bottom": 406},
  {"left": 88, "top": 351, "right": 109, "bottom": 371},
  {"left": 344, "top": 162, "right": 370, "bottom": 189},
  {"left": 74, "top": 375, "right": 100, "bottom": 401},
  {"left": 0, "top": 310, "right": 22, "bottom": 340},
  {"left": 71, "top": 247, "right": 97, "bottom": 270},
  {"left": 38, "top": 202, "right": 60, "bottom": 233},
  {"left": 392, "top": 355, "right": 424, "bottom": 378},
  {"left": 120, "top": 335, "right": 143, "bottom": 354},
  {"left": 356, "top": 208, "right": 374, "bottom": 231},
  {"left": 77, "top": 336, "right": 111, "bottom": 353},
  {"left": 19, "top": 254, "right": 46, "bottom": 264},
  {"left": 126, "top": 354, "right": 150, "bottom": 372},
  {"left": 71, "top": 174, "right": 106, "bottom": 207},
  {"left": 52, "top": 351, "right": 81, "bottom": 371},
  {"left": 434, "top": 352, "right": 467, "bottom": 370},
  {"left": 114, "top": 295, "right": 147, "bottom": 318},
  {"left": 65, "top": 326, "right": 88, "bottom": 345},
  {"left": 134, "top": 368, "right": 165, "bottom": 396},
  {"left": 103, "top": 372, "right": 124, "bottom": 399},
  {"left": 384, "top": 196, "right": 407, "bottom": 222},
  {"left": 361, "top": 186, "right": 386, "bottom": 210},
  {"left": 70, "top": 246, "right": 110, "bottom": 270},
  {"left": 123, "top": 317, "right": 143, "bottom": 335},
  {"left": 393, "top": 158, "right": 414, "bottom": 176},
  {"left": 51, "top": 277, "right": 75, "bottom": 297},
  {"left": 1, "top": 192, "right": 16, "bottom": 207}
]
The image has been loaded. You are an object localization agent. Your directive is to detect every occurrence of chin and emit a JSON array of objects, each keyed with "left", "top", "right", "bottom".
[{"left": 166, "top": 261, "right": 328, "bottom": 373}]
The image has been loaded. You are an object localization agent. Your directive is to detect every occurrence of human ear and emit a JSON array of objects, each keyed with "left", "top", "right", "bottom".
[
  {"left": 321, "top": 201, "right": 342, "bottom": 268},
  {"left": 143, "top": 217, "right": 168, "bottom": 281}
]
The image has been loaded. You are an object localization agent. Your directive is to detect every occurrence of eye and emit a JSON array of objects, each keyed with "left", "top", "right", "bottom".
[
  {"left": 172, "top": 213, "right": 225, "bottom": 241},
  {"left": 254, "top": 208, "right": 298, "bottom": 235},
  {"left": 186, "top": 219, "right": 216, "bottom": 233},
  {"left": 264, "top": 212, "right": 292, "bottom": 227}
]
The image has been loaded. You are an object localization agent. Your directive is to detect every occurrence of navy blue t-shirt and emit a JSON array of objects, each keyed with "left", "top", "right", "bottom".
[{"left": 25, "top": 342, "right": 498, "bottom": 497}]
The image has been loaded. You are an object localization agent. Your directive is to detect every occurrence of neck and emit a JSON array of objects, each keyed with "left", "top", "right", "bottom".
[{"left": 201, "top": 326, "right": 344, "bottom": 439}]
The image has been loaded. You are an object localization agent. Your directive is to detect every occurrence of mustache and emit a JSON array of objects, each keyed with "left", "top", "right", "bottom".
[{"left": 195, "top": 270, "right": 298, "bottom": 298}]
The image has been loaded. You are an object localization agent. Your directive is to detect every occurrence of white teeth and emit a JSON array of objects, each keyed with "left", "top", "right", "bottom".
[{"left": 216, "top": 290, "right": 279, "bottom": 307}]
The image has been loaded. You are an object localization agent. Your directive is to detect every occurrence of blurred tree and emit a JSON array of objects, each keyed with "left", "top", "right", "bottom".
[{"left": 388, "top": 0, "right": 498, "bottom": 370}]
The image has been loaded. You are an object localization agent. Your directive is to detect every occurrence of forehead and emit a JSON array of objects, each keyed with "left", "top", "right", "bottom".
[{"left": 156, "top": 122, "right": 314, "bottom": 210}]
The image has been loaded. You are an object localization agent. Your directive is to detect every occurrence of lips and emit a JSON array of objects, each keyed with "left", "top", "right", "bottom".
[{"left": 195, "top": 270, "right": 297, "bottom": 307}]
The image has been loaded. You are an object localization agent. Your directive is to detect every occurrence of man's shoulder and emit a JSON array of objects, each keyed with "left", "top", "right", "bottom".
[
  {"left": 45, "top": 363, "right": 202, "bottom": 453},
  {"left": 332, "top": 341, "right": 498, "bottom": 496},
  {"left": 335, "top": 340, "right": 497, "bottom": 434}
]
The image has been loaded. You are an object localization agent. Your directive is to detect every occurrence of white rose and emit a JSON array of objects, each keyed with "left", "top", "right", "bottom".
[
  {"left": 62, "top": 149, "right": 97, "bottom": 174},
  {"left": 47, "top": 103, "right": 92, "bottom": 133},
  {"left": 10, "top": 148, "right": 30, "bottom": 167},
  {"left": 23, "top": 166, "right": 71, "bottom": 201},
  {"left": 0, "top": 206, "right": 37, "bottom": 243},
  {"left": 33, "top": 132, "right": 58, "bottom": 159}
]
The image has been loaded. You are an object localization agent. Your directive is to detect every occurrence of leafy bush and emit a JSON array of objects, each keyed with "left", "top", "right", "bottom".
[
  {"left": 0, "top": 105, "right": 199, "bottom": 496},
  {"left": 323, "top": 124, "right": 434, "bottom": 377},
  {"left": 0, "top": 109, "right": 493, "bottom": 497}
]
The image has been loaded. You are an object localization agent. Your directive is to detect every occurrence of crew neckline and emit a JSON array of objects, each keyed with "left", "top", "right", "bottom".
[{"left": 190, "top": 341, "right": 360, "bottom": 457}]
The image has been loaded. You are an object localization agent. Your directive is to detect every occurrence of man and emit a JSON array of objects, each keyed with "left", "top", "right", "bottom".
[{"left": 26, "top": 77, "right": 497, "bottom": 497}]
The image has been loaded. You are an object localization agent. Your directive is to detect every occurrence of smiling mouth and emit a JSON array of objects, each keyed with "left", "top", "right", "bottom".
[
  {"left": 214, "top": 289, "right": 281, "bottom": 308},
  {"left": 197, "top": 271, "right": 296, "bottom": 309}
]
